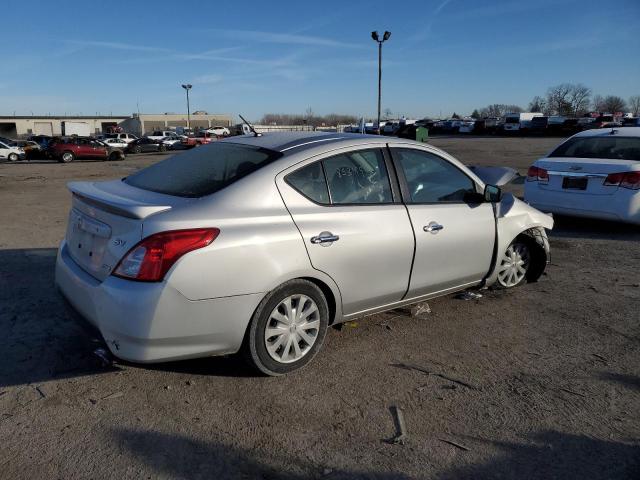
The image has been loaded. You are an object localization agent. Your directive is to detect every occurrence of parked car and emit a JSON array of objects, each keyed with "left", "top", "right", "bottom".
[
  {"left": 148, "top": 130, "right": 179, "bottom": 141},
  {"left": 55, "top": 132, "right": 553, "bottom": 375},
  {"left": 0, "top": 140, "right": 25, "bottom": 162},
  {"left": 181, "top": 132, "right": 215, "bottom": 147},
  {"left": 524, "top": 127, "right": 640, "bottom": 224},
  {"left": 12, "top": 140, "right": 42, "bottom": 159},
  {"left": 161, "top": 133, "right": 183, "bottom": 149},
  {"left": 127, "top": 137, "right": 168, "bottom": 153},
  {"left": 104, "top": 133, "right": 138, "bottom": 144},
  {"left": 28, "top": 135, "right": 55, "bottom": 149},
  {"left": 205, "top": 126, "right": 231, "bottom": 136},
  {"left": 458, "top": 121, "right": 476, "bottom": 133},
  {"left": 102, "top": 138, "right": 129, "bottom": 149},
  {"left": 47, "top": 137, "right": 125, "bottom": 163},
  {"left": 530, "top": 116, "right": 549, "bottom": 134},
  {"left": 622, "top": 117, "right": 640, "bottom": 127}
]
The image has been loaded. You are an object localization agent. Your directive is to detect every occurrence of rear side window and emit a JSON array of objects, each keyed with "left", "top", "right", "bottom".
[
  {"left": 285, "top": 149, "right": 393, "bottom": 205},
  {"left": 550, "top": 137, "right": 640, "bottom": 161},
  {"left": 286, "top": 162, "right": 330, "bottom": 204},
  {"left": 124, "top": 143, "right": 281, "bottom": 197}
]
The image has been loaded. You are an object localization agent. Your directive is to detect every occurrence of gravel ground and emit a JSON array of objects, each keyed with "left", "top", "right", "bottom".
[{"left": 1, "top": 137, "right": 639, "bottom": 479}]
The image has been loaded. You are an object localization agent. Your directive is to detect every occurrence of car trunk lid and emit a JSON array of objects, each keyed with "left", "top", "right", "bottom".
[
  {"left": 536, "top": 157, "right": 639, "bottom": 195},
  {"left": 65, "top": 180, "right": 183, "bottom": 281}
]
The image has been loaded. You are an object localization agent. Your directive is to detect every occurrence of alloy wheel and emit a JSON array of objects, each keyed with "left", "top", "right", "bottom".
[
  {"left": 497, "top": 243, "right": 530, "bottom": 288},
  {"left": 264, "top": 294, "right": 320, "bottom": 364}
]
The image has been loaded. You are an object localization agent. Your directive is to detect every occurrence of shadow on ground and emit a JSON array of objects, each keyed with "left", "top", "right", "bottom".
[
  {"left": 550, "top": 215, "right": 640, "bottom": 242},
  {"left": 0, "top": 248, "right": 260, "bottom": 387},
  {"left": 113, "top": 428, "right": 411, "bottom": 480},
  {"left": 436, "top": 431, "right": 640, "bottom": 480}
]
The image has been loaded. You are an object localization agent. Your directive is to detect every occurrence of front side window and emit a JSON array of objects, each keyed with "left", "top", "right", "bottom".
[{"left": 394, "top": 148, "right": 476, "bottom": 203}]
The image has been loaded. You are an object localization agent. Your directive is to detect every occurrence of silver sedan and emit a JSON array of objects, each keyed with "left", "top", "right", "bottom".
[{"left": 55, "top": 132, "right": 553, "bottom": 375}]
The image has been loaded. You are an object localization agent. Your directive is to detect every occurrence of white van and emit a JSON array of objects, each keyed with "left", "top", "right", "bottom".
[{"left": 503, "top": 112, "right": 543, "bottom": 132}]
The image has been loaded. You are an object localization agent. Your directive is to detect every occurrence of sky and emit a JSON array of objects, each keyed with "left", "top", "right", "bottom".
[{"left": 2, "top": 0, "right": 639, "bottom": 121}]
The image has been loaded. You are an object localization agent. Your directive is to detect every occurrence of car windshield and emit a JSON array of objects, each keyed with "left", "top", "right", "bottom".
[
  {"left": 124, "top": 142, "right": 282, "bottom": 197},
  {"left": 549, "top": 136, "right": 640, "bottom": 161}
]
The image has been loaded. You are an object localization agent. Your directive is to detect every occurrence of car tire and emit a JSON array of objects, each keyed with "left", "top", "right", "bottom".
[
  {"left": 159, "top": 144, "right": 166, "bottom": 152},
  {"left": 134, "top": 145, "right": 142, "bottom": 154},
  {"left": 8, "top": 153, "right": 19, "bottom": 162},
  {"left": 60, "top": 151, "right": 75, "bottom": 163},
  {"left": 108, "top": 151, "right": 124, "bottom": 161},
  {"left": 495, "top": 240, "right": 531, "bottom": 289},
  {"left": 243, "top": 279, "right": 329, "bottom": 376}
]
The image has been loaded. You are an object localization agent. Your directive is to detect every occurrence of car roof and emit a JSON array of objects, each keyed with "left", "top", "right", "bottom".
[
  {"left": 220, "top": 131, "right": 402, "bottom": 153},
  {"left": 572, "top": 127, "right": 640, "bottom": 138}
]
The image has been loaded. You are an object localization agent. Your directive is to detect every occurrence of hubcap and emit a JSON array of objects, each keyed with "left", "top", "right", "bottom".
[
  {"left": 264, "top": 294, "right": 320, "bottom": 364},
  {"left": 498, "top": 243, "right": 530, "bottom": 287},
  {"left": 62, "top": 153, "right": 72, "bottom": 162}
]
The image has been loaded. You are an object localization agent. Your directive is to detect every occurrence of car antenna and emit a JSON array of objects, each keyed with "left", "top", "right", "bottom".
[{"left": 239, "top": 114, "right": 262, "bottom": 137}]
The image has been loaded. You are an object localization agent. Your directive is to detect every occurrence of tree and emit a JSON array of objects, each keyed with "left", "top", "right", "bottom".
[
  {"left": 546, "top": 83, "right": 573, "bottom": 116},
  {"left": 528, "top": 96, "right": 546, "bottom": 113},
  {"left": 628, "top": 95, "right": 640, "bottom": 116},
  {"left": 599, "top": 95, "right": 626, "bottom": 114},
  {"left": 567, "top": 84, "right": 591, "bottom": 116},
  {"left": 451, "top": 112, "right": 460, "bottom": 119},
  {"left": 383, "top": 108, "right": 393, "bottom": 119},
  {"left": 592, "top": 94, "right": 605, "bottom": 112},
  {"left": 470, "top": 109, "right": 480, "bottom": 119}
]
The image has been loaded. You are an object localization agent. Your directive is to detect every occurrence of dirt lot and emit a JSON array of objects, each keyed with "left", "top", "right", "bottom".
[{"left": 1, "top": 137, "right": 639, "bottom": 479}]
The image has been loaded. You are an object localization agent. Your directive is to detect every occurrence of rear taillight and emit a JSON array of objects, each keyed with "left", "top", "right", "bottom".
[
  {"left": 604, "top": 171, "right": 640, "bottom": 190},
  {"left": 527, "top": 166, "right": 549, "bottom": 183},
  {"left": 113, "top": 228, "right": 219, "bottom": 282}
]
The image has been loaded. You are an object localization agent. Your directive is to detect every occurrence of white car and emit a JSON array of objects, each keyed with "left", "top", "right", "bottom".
[
  {"left": 0, "top": 140, "right": 25, "bottom": 162},
  {"left": 525, "top": 127, "right": 640, "bottom": 224},
  {"left": 205, "top": 126, "right": 230, "bottom": 136},
  {"left": 104, "top": 133, "right": 138, "bottom": 144},
  {"left": 102, "top": 138, "right": 129, "bottom": 149},
  {"left": 161, "top": 133, "right": 183, "bottom": 148}
]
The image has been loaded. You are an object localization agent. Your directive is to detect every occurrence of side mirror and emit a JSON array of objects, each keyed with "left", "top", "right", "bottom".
[{"left": 484, "top": 184, "right": 502, "bottom": 203}]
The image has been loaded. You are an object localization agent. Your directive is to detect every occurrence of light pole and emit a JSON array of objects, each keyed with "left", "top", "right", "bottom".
[
  {"left": 371, "top": 30, "right": 391, "bottom": 134},
  {"left": 181, "top": 84, "right": 192, "bottom": 130}
]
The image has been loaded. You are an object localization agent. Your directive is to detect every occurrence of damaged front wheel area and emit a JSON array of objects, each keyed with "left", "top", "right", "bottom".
[{"left": 495, "top": 229, "right": 549, "bottom": 289}]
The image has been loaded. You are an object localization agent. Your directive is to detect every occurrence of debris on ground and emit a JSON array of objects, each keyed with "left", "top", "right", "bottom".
[
  {"left": 322, "top": 468, "right": 333, "bottom": 476},
  {"left": 393, "top": 362, "right": 481, "bottom": 391},
  {"left": 35, "top": 386, "right": 46, "bottom": 399},
  {"left": 439, "top": 438, "right": 470, "bottom": 451},
  {"left": 101, "top": 392, "right": 123, "bottom": 400},
  {"left": 592, "top": 353, "right": 608, "bottom": 363},
  {"left": 455, "top": 291, "right": 483, "bottom": 301},
  {"left": 186, "top": 380, "right": 195, "bottom": 386},
  {"left": 387, "top": 406, "right": 408, "bottom": 445}
]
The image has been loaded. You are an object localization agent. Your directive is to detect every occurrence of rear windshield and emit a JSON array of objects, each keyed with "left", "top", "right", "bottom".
[
  {"left": 124, "top": 142, "right": 282, "bottom": 197},
  {"left": 549, "top": 136, "right": 640, "bottom": 161}
]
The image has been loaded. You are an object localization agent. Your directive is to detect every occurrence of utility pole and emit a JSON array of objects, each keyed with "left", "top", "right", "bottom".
[
  {"left": 181, "top": 84, "right": 192, "bottom": 129},
  {"left": 371, "top": 31, "right": 391, "bottom": 134}
]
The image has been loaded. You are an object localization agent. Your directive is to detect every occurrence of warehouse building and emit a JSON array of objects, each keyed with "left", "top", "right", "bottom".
[{"left": 0, "top": 112, "right": 233, "bottom": 138}]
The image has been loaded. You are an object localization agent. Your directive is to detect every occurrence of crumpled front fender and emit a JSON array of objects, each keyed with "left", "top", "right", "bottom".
[{"left": 485, "top": 194, "right": 554, "bottom": 286}]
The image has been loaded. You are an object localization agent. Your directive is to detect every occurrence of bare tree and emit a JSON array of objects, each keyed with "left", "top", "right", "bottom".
[
  {"left": 383, "top": 108, "right": 393, "bottom": 119},
  {"left": 528, "top": 96, "right": 546, "bottom": 113},
  {"left": 592, "top": 94, "right": 605, "bottom": 112},
  {"left": 567, "top": 84, "right": 591, "bottom": 116},
  {"left": 628, "top": 95, "right": 640, "bottom": 116},
  {"left": 546, "top": 83, "right": 573, "bottom": 116},
  {"left": 602, "top": 95, "right": 627, "bottom": 113},
  {"left": 305, "top": 106, "right": 314, "bottom": 119}
]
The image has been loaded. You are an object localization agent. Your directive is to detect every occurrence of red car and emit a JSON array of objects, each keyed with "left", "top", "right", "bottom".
[
  {"left": 47, "top": 137, "right": 125, "bottom": 163},
  {"left": 181, "top": 132, "right": 215, "bottom": 147}
]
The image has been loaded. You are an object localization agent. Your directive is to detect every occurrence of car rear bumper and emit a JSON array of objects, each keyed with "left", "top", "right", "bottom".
[
  {"left": 55, "top": 241, "right": 263, "bottom": 363},
  {"left": 524, "top": 183, "right": 640, "bottom": 225}
]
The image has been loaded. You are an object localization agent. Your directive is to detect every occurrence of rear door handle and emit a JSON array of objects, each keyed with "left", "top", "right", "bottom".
[
  {"left": 423, "top": 222, "right": 444, "bottom": 233},
  {"left": 311, "top": 231, "right": 340, "bottom": 245}
]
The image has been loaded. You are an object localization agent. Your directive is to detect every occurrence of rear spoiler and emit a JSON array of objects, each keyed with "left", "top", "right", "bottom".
[{"left": 68, "top": 181, "right": 171, "bottom": 219}]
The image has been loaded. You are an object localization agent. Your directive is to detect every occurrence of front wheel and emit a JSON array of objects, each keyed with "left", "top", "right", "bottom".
[
  {"left": 158, "top": 144, "right": 166, "bottom": 152},
  {"left": 243, "top": 279, "right": 329, "bottom": 376},
  {"left": 496, "top": 241, "right": 531, "bottom": 288},
  {"left": 60, "top": 151, "right": 75, "bottom": 163},
  {"left": 133, "top": 145, "right": 142, "bottom": 154},
  {"left": 8, "top": 153, "right": 19, "bottom": 162}
]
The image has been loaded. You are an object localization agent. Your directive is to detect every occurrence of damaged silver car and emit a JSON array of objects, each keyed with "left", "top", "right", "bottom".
[{"left": 56, "top": 132, "right": 553, "bottom": 375}]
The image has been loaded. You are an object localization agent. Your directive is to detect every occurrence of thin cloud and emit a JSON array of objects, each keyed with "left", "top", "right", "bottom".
[
  {"left": 409, "top": 0, "right": 453, "bottom": 42},
  {"left": 207, "top": 29, "right": 361, "bottom": 48},
  {"left": 66, "top": 40, "right": 173, "bottom": 53}
]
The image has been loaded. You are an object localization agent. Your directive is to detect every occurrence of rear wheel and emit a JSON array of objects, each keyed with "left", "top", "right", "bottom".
[
  {"left": 8, "top": 152, "right": 19, "bottom": 162},
  {"left": 108, "top": 151, "right": 124, "bottom": 161},
  {"left": 243, "top": 279, "right": 329, "bottom": 376},
  {"left": 133, "top": 145, "right": 142, "bottom": 154},
  {"left": 496, "top": 241, "right": 530, "bottom": 288},
  {"left": 159, "top": 144, "right": 166, "bottom": 152},
  {"left": 60, "top": 151, "right": 74, "bottom": 163}
]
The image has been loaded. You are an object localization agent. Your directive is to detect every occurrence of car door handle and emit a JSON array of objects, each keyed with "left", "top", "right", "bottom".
[
  {"left": 310, "top": 232, "right": 340, "bottom": 245},
  {"left": 423, "top": 222, "right": 444, "bottom": 233}
]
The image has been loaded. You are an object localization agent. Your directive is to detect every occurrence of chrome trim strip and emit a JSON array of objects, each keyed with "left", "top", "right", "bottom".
[{"left": 547, "top": 171, "right": 607, "bottom": 178}]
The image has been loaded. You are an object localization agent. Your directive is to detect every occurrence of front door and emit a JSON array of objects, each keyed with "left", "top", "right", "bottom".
[
  {"left": 390, "top": 146, "right": 496, "bottom": 297},
  {"left": 277, "top": 146, "right": 415, "bottom": 315}
]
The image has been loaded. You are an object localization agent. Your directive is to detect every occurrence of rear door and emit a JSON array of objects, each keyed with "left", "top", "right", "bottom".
[
  {"left": 390, "top": 146, "right": 495, "bottom": 297},
  {"left": 277, "top": 146, "right": 414, "bottom": 315}
]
